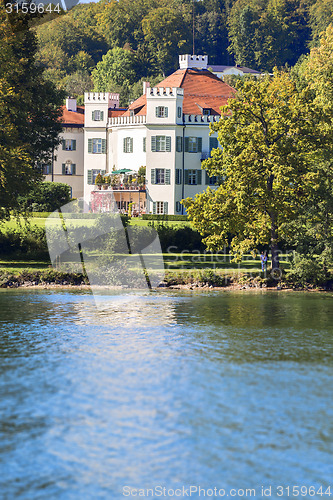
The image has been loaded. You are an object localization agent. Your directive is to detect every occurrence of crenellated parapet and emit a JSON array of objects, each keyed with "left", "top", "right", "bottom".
[
  {"left": 183, "top": 114, "right": 220, "bottom": 124},
  {"left": 147, "top": 87, "right": 184, "bottom": 97},
  {"left": 85, "top": 92, "right": 120, "bottom": 103}
]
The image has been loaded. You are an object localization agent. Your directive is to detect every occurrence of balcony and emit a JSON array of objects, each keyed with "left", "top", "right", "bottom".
[{"left": 94, "top": 184, "right": 146, "bottom": 192}]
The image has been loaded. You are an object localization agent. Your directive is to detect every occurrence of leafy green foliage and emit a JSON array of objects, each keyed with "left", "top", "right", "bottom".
[
  {"left": 0, "top": 13, "right": 63, "bottom": 220},
  {"left": 18, "top": 182, "right": 72, "bottom": 212},
  {"left": 183, "top": 72, "right": 326, "bottom": 268}
]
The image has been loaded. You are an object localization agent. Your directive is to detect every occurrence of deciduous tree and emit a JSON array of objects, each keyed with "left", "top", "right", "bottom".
[
  {"left": 0, "top": 11, "right": 63, "bottom": 220},
  {"left": 183, "top": 72, "right": 326, "bottom": 270}
]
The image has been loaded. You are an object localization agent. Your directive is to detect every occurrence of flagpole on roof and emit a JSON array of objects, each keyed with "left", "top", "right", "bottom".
[{"left": 192, "top": 0, "right": 195, "bottom": 55}]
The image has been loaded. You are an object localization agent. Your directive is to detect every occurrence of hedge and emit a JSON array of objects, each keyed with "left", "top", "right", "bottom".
[{"left": 141, "top": 214, "right": 188, "bottom": 221}]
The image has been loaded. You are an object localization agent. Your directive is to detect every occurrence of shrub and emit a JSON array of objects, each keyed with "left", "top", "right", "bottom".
[
  {"left": 18, "top": 182, "right": 72, "bottom": 212},
  {"left": 285, "top": 253, "right": 330, "bottom": 287}
]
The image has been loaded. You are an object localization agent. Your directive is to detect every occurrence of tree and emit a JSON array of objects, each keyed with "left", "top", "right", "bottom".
[
  {"left": 18, "top": 182, "right": 72, "bottom": 212},
  {"left": 290, "top": 25, "right": 333, "bottom": 266},
  {"left": 0, "top": 11, "right": 63, "bottom": 220},
  {"left": 227, "top": 0, "right": 313, "bottom": 71},
  {"left": 91, "top": 47, "right": 138, "bottom": 106},
  {"left": 142, "top": 6, "right": 191, "bottom": 76},
  {"left": 183, "top": 72, "right": 326, "bottom": 270}
]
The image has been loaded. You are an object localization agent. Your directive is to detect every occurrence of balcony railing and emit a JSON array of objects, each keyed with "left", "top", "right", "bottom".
[{"left": 94, "top": 184, "right": 146, "bottom": 191}]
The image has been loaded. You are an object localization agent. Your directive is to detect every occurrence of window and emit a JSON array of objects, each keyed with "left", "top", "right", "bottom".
[
  {"left": 151, "top": 136, "right": 171, "bottom": 152},
  {"left": 175, "top": 201, "right": 182, "bottom": 213},
  {"left": 88, "top": 138, "right": 106, "bottom": 154},
  {"left": 151, "top": 169, "right": 171, "bottom": 185},
  {"left": 62, "top": 161, "right": 76, "bottom": 175},
  {"left": 123, "top": 137, "right": 133, "bottom": 153},
  {"left": 202, "top": 108, "right": 211, "bottom": 115},
  {"left": 42, "top": 164, "right": 51, "bottom": 175},
  {"left": 184, "top": 137, "right": 202, "bottom": 153},
  {"left": 92, "top": 110, "right": 104, "bottom": 121},
  {"left": 155, "top": 106, "right": 168, "bottom": 118},
  {"left": 153, "top": 201, "right": 168, "bottom": 215},
  {"left": 93, "top": 138, "right": 102, "bottom": 154},
  {"left": 185, "top": 169, "right": 202, "bottom": 185},
  {"left": 62, "top": 139, "right": 76, "bottom": 151},
  {"left": 176, "top": 136, "right": 183, "bottom": 152},
  {"left": 177, "top": 107, "right": 182, "bottom": 118},
  {"left": 143, "top": 137, "right": 146, "bottom": 152},
  {"left": 205, "top": 171, "right": 218, "bottom": 185},
  {"left": 156, "top": 169, "right": 165, "bottom": 184},
  {"left": 87, "top": 169, "right": 106, "bottom": 185}
]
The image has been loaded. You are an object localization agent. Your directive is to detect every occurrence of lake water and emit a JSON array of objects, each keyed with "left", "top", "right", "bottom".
[{"left": 0, "top": 289, "right": 333, "bottom": 500}]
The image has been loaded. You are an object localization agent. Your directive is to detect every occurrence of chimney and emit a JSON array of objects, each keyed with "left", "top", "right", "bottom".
[
  {"left": 143, "top": 81, "right": 150, "bottom": 95},
  {"left": 66, "top": 97, "right": 77, "bottom": 112}
]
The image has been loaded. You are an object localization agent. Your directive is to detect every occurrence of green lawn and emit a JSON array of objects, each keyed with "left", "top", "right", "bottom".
[{"left": 0, "top": 215, "right": 191, "bottom": 231}]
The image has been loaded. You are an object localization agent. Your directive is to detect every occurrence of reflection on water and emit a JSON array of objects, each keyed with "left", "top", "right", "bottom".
[{"left": 0, "top": 289, "right": 332, "bottom": 499}]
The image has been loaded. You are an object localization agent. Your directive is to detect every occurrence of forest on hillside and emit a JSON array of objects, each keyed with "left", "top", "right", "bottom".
[{"left": 35, "top": 0, "right": 333, "bottom": 105}]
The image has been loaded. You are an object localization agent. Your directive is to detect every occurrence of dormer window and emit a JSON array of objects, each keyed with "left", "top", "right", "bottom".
[
  {"left": 92, "top": 110, "right": 104, "bottom": 121},
  {"left": 155, "top": 106, "right": 168, "bottom": 118},
  {"left": 130, "top": 110, "right": 135, "bottom": 117},
  {"left": 202, "top": 108, "right": 211, "bottom": 115}
]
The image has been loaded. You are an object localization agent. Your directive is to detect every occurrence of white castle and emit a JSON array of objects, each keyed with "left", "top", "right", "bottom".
[{"left": 44, "top": 55, "right": 236, "bottom": 215}]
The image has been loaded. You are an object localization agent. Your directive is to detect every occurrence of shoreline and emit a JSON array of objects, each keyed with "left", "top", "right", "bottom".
[{"left": 0, "top": 281, "right": 331, "bottom": 294}]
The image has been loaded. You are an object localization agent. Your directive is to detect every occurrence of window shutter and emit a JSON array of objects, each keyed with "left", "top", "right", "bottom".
[
  {"left": 151, "top": 169, "right": 156, "bottom": 184},
  {"left": 163, "top": 202, "right": 168, "bottom": 215},
  {"left": 166, "top": 136, "right": 171, "bottom": 152},
  {"left": 130, "top": 138, "right": 133, "bottom": 153},
  {"left": 155, "top": 107, "right": 159, "bottom": 117},
  {"left": 165, "top": 107, "right": 168, "bottom": 118},
  {"left": 197, "top": 170, "right": 202, "bottom": 185},
  {"left": 165, "top": 169, "right": 171, "bottom": 185},
  {"left": 88, "top": 138, "right": 93, "bottom": 153},
  {"left": 176, "top": 169, "right": 182, "bottom": 185},
  {"left": 87, "top": 170, "right": 92, "bottom": 185},
  {"left": 197, "top": 137, "right": 202, "bottom": 153},
  {"left": 153, "top": 202, "right": 156, "bottom": 214},
  {"left": 92, "top": 111, "right": 95, "bottom": 121},
  {"left": 62, "top": 140, "right": 66, "bottom": 150},
  {"left": 72, "top": 164, "right": 76, "bottom": 175},
  {"left": 101, "top": 170, "right": 106, "bottom": 176},
  {"left": 100, "top": 111, "right": 104, "bottom": 121},
  {"left": 205, "top": 171, "right": 210, "bottom": 184},
  {"left": 123, "top": 138, "right": 126, "bottom": 153},
  {"left": 72, "top": 140, "right": 76, "bottom": 151},
  {"left": 176, "top": 136, "right": 182, "bottom": 152},
  {"left": 210, "top": 137, "right": 218, "bottom": 150},
  {"left": 102, "top": 139, "right": 106, "bottom": 154},
  {"left": 151, "top": 136, "right": 156, "bottom": 152},
  {"left": 62, "top": 164, "right": 66, "bottom": 175},
  {"left": 143, "top": 137, "right": 146, "bottom": 152},
  {"left": 185, "top": 170, "right": 189, "bottom": 184},
  {"left": 184, "top": 137, "right": 189, "bottom": 152}
]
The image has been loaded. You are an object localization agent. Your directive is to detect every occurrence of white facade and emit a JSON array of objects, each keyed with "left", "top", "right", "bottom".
[
  {"left": 44, "top": 126, "right": 84, "bottom": 199},
  {"left": 83, "top": 88, "right": 221, "bottom": 215}
]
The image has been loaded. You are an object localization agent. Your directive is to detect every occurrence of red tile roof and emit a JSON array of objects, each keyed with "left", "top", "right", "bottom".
[
  {"left": 108, "top": 108, "right": 128, "bottom": 118},
  {"left": 125, "top": 69, "right": 235, "bottom": 117},
  {"left": 61, "top": 105, "right": 85, "bottom": 126}
]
